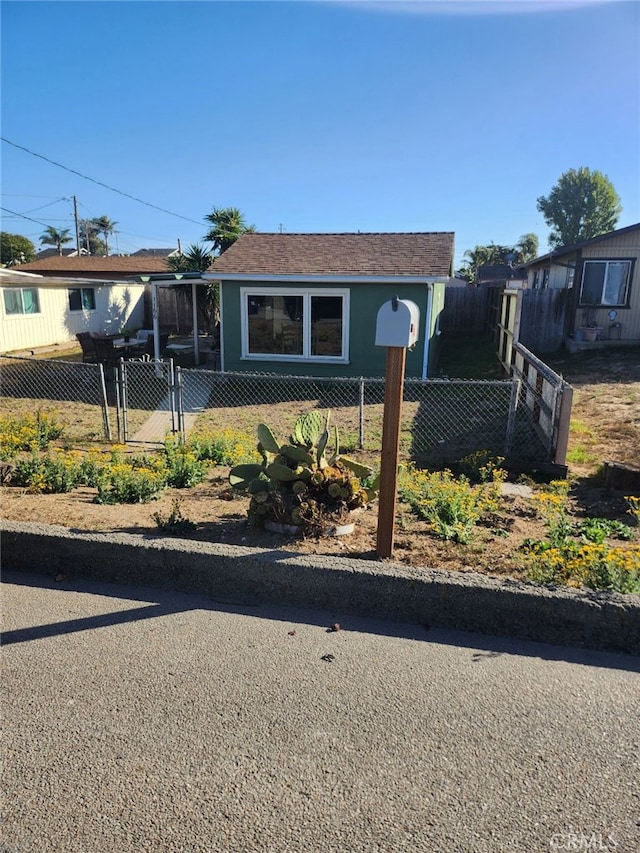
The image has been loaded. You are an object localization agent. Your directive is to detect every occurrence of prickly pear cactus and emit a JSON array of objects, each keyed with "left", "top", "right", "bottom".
[
  {"left": 292, "top": 411, "right": 325, "bottom": 448},
  {"left": 228, "top": 410, "right": 379, "bottom": 531}
]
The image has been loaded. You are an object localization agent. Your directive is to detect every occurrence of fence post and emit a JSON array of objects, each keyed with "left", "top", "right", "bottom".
[
  {"left": 359, "top": 377, "right": 365, "bottom": 449},
  {"left": 168, "top": 359, "right": 177, "bottom": 435},
  {"left": 114, "top": 367, "right": 122, "bottom": 443},
  {"left": 504, "top": 377, "right": 520, "bottom": 458},
  {"left": 98, "top": 364, "right": 112, "bottom": 442},
  {"left": 121, "top": 361, "right": 129, "bottom": 443},
  {"left": 176, "top": 366, "right": 185, "bottom": 439},
  {"left": 553, "top": 381, "right": 574, "bottom": 466}
]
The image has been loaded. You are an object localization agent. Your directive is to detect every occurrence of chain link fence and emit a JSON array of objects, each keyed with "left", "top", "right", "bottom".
[
  {"left": 0, "top": 354, "right": 112, "bottom": 442},
  {"left": 177, "top": 369, "right": 554, "bottom": 466},
  {"left": 1, "top": 354, "right": 567, "bottom": 467}
]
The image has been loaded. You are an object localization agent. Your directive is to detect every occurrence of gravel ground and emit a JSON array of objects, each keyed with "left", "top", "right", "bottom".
[{"left": 2, "top": 571, "right": 639, "bottom": 853}]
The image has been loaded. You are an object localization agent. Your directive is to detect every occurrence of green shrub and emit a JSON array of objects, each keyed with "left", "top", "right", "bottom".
[
  {"left": 153, "top": 499, "right": 197, "bottom": 534},
  {"left": 0, "top": 411, "right": 63, "bottom": 460},
  {"left": 576, "top": 517, "right": 635, "bottom": 544},
  {"left": 11, "top": 451, "right": 82, "bottom": 494},
  {"left": 522, "top": 540, "right": 640, "bottom": 594},
  {"left": 163, "top": 439, "right": 207, "bottom": 488},
  {"left": 457, "top": 450, "right": 505, "bottom": 484},
  {"left": 94, "top": 458, "right": 167, "bottom": 504},
  {"left": 187, "top": 428, "right": 259, "bottom": 467},
  {"left": 398, "top": 465, "right": 502, "bottom": 544}
]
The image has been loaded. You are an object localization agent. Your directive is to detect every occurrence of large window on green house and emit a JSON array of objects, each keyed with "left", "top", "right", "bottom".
[
  {"left": 241, "top": 288, "right": 349, "bottom": 361},
  {"left": 580, "top": 260, "right": 633, "bottom": 307},
  {"left": 3, "top": 287, "right": 40, "bottom": 316},
  {"left": 68, "top": 287, "right": 96, "bottom": 312}
]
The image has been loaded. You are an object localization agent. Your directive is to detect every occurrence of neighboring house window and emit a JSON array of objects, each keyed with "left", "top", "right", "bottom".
[
  {"left": 68, "top": 287, "right": 96, "bottom": 312},
  {"left": 541, "top": 269, "right": 550, "bottom": 289},
  {"left": 566, "top": 265, "right": 575, "bottom": 289},
  {"left": 3, "top": 287, "right": 40, "bottom": 316},
  {"left": 580, "top": 260, "right": 633, "bottom": 307},
  {"left": 532, "top": 270, "right": 540, "bottom": 289},
  {"left": 241, "top": 288, "right": 349, "bottom": 361}
]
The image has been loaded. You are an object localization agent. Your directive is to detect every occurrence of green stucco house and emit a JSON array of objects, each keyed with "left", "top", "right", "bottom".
[{"left": 206, "top": 232, "right": 454, "bottom": 378}]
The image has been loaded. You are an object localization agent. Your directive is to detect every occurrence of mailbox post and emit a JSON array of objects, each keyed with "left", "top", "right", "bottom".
[{"left": 375, "top": 297, "right": 420, "bottom": 558}]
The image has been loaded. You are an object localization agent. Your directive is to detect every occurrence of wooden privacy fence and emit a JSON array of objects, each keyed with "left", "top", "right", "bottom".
[
  {"left": 446, "top": 285, "right": 570, "bottom": 354},
  {"left": 515, "top": 288, "right": 570, "bottom": 353},
  {"left": 441, "top": 286, "right": 492, "bottom": 334},
  {"left": 497, "top": 287, "right": 570, "bottom": 359}
]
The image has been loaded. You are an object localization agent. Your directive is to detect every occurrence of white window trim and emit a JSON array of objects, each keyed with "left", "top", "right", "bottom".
[
  {"left": 240, "top": 287, "right": 350, "bottom": 363},
  {"left": 68, "top": 286, "right": 96, "bottom": 313},
  {"left": 579, "top": 259, "right": 632, "bottom": 307},
  {"left": 2, "top": 286, "right": 41, "bottom": 318}
]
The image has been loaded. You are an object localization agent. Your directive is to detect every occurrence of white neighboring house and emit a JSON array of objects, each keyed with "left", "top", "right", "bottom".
[{"left": 0, "top": 269, "right": 146, "bottom": 353}]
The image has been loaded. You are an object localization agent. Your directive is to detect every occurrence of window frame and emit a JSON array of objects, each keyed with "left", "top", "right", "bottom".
[
  {"left": 68, "top": 286, "right": 96, "bottom": 313},
  {"left": 2, "top": 286, "right": 41, "bottom": 317},
  {"left": 579, "top": 259, "right": 634, "bottom": 308},
  {"left": 240, "top": 286, "right": 350, "bottom": 363}
]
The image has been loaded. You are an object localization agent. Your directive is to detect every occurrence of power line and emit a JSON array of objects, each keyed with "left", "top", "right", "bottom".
[
  {"left": 20, "top": 197, "right": 70, "bottom": 215},
  {"left": 1, "top": 206, "right": 52, "bottom": 228},
  {"left": 1, "top": 137, "right": 204, "bottom": 227}
]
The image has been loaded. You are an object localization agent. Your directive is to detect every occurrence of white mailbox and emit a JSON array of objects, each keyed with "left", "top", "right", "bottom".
[{"left": 375, "top": 297, "right": 420, "bottom": 348}]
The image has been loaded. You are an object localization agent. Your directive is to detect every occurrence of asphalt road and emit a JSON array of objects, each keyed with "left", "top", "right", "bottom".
[{"left": 2, "top": 570, "right": 639, "bottom": 853}]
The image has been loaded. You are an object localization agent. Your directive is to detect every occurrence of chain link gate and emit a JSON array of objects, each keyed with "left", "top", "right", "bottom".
[{"left": 117, "top": 358, "right": 177, "bottom": 443}]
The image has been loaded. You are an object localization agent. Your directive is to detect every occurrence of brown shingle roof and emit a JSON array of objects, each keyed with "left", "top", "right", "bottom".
[
  {"left": 211, "top": 232, "right": 454, "bottom": 277},
  {"left": 14, "top": 256, "right": 172, "bottom": 276}
]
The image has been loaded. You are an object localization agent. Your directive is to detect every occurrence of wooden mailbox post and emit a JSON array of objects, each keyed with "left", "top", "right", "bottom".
[{"left": 375, "top": 297, "right": 420, "bottom": 559}]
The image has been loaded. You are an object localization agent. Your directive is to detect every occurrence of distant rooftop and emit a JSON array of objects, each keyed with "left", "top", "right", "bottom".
[
  {"left": 14, "top": 255, "right": 174, "bottom": 275},
  {"left": 129, "top": 248, "right": 180, "bottom": 257},
  {"left": 35, "top": 248, "right": 89, "bottom": 260}
]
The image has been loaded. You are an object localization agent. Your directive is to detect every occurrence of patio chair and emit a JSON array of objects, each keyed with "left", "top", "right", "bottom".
[
  {"left": 92, "top": 336, "right": 119, "bottom": 370},
  {"left": 76, "top": 332, "right": 98, "bottom": 364},
  {"left": 143, "top": 332, "right": 170, "bottom": 359}
]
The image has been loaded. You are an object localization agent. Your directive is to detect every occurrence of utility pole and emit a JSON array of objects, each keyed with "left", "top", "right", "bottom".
[{"left": 73, "top": 196, "right": 81, "bottom": 255}]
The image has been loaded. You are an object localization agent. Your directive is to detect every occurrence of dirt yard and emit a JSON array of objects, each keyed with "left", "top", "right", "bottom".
[{"left": 1, "top": 346, "right": 638, "bottom": 579}]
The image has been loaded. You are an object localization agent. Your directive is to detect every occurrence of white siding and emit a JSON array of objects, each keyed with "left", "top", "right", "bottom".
[{"left": 0, "top": 282, "right": 145, "bottom": 353}]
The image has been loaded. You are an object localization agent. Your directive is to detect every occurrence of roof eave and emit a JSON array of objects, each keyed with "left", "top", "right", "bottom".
[
  {"left": 203, "top": 273, "right": 448, "bottom": 284},
  {"left": 526, "top": 221, "right": 640, "bottom": 267}
]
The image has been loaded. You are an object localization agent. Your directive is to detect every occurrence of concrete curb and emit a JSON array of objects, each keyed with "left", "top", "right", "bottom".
[{"left": 2, "top": 520, "right": 639, "bottom": 655}]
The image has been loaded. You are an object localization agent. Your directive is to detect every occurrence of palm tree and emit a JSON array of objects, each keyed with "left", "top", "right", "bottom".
[
  {"left": 166, "top": 244, "right": 216, "bottom": 331},
  {"left": 91, "top": 215, "right": 118, "bottom": 256},
  {"left": 514, "top": 233, "right": 539, "bottom": 264},
  {"left": 39, "top": 226, "right": 73, "bottom": 256},
  {"left": 167, "top": 244, "right": 213, "bottom": 274},
  {"left": 460, "top": 245, "right": 492, "bottom": 283},
  {"left": 203, "top": 207, "right": 255, "bottom": 255}
]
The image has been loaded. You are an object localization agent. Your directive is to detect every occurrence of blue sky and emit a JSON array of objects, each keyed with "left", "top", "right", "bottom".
[{"left": 1, "top": 0, "right": 639, "bottom": 269}]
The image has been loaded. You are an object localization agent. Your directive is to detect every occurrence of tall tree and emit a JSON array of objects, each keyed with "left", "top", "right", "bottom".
[
  {"left": 91, "top": 215, "right": 118, "bottom": 256},
  {"left": 79, "top": 220, "right": 106, "bottom": 256},
  {"left": 458, "top": 233, "right": 540, "bottom": 282},
  {"left": 166, "top": 207, "right": 254, "bottom": 333},
  {"left": 204, "top": 207, "right": 255, "bottom": 254},
  {"left": 513, "top": 232, "right": 539, "bottom": 264},
  {"left": 167, "top": 244, "right": 213, "bottom": 274},
  {"left": 1, "top": 232, "right": 36, "bottom": 265},
  {"left": 536, "top": 167, "right": 621, "bottom": 249},
  {"left": 39, "top": 226, "right": 72, "bottom": 256},
  {"left": 459, "top": 243, "right": 509, "bottom": 282},
  {"left": 167, "top": 244, "right": 217, "bottom": 331}
]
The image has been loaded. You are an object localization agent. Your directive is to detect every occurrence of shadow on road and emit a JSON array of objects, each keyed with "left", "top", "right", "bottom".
[{"left": 3, "top": 570, "right": 639, "bottom": 674}]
